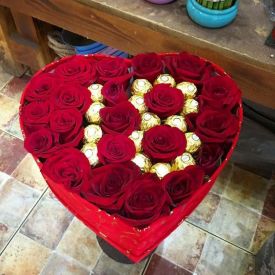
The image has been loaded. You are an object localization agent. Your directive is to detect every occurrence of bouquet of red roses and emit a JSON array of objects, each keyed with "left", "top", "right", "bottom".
[{"left": 20, "top": 52, "right": 242, "bottom": 262}]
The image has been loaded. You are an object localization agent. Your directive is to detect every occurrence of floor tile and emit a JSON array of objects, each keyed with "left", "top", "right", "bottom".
[
  {"left": 144, "top": 254, "right": 192, "bottom": 275},
  {"left": 0, "top": 75, "right": 30, "bottom": 102},
  {"left": 40, "top": 252, "right": 90, "bottom": 275},
  {"left": 250, "top": 215, "right": 275, "bottom": 254},
  {"left": 187, "top": 192, "right": 220, "bottom": 231},
  {"left": 0, "top": 94, "right": 19, "bottom": 130},
  {"left": 3, "top": 114, "right": 23, "bottom": 140},
  {"left": 262, "top": 180, "right": 275, "bottom": 220},
  {"left": 0, "top": 171, "right": 10, "bottom": 185},
  {"left": 156, "top": 222, "right": 207, "bottom": 272},
  {"left": 195, "top": 235, "right": 254, "bottom": 275},
  {"left": 20, "top": 196, "right": 73, "bottom": 249},
  {"left": 12, "top": 154, "right": 47, "bottom": 192},
  {"left": 0, "top": 131, "right": 27, "bottom": 174},
  {"left": 57, "top": 218, "right": 102, "bottom": 268},
  {"left": 0, "top": 67, "right": 13, "bottom": 90},
  {"left": 93, "top": 252, "right": 147, "bottom": 275},
  {"left": 0, "top": 177, "right": 40, "bottom": 251},
  {"left": 0, "top": 233, "right": 50, "bottom": 275},
  {"left": 207, "top": 198, "right": 260, "bottom": 250},
  {"left": 223, "top": 166, "right": 270, "bottom": 213}
]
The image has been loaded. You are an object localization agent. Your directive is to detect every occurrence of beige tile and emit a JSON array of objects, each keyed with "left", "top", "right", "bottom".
[
  {"left": 156, "top": 222, "right": 207, "bottom": 272},
  {"left": 0, "top": 233, "right": 50, "bottom": 275},
  {"left": 40, "top": 252, "right": 90, "bottom": 275},
  {"left": 0, "top": 94, "right": 19, "bottom": 130},
  {"left": 208, "top": 198, "right": 260, "bottom": 250},
  {"left": 195, "top": 235, "right": 254, "bottom": 275},
  {"left": 0, "top": 68, "right": 13, "bottom": 91},
  {"left": 20, "top": 196, "right": 73, "bottom": 249},
  {"left": 57, "top": 218, "right": 102, "bottom": 268},
  {"left": 3, "top": 114, "right": 23, "bottom": 140},
  {"left": 12, "top": 154, "right": 47, "bottom": 192},
  {"left": 0, "top": 171, "right": 10, "bottom": 185},
  {"left": 224, "top": 166, "right": 270, "bottom": 213}
]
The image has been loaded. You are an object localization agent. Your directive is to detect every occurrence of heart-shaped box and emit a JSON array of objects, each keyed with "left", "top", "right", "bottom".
[{"left": 19, "top": 53, "right": 243, "bottom": 263}]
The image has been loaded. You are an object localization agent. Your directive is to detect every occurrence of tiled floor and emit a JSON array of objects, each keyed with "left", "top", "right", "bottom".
[{"left": 0, "top": 71, "right": 274, "bottom": 275}]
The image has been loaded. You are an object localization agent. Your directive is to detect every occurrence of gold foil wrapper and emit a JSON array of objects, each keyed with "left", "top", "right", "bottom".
[
  {"left": 84, "top": 124, "right": 103, "bottom": 144},
  {"left": 181, "top": 99, "right": 199, "bottom": 115},
  {"left": 81, "top": 143, "right": 99, "bottom": 167},
  {"left": 176, "top": 82, "right": 197, "bottom": 99},
  {"left": 85, "top": 102, "right": 105, "bottom": 124},
  {"left": 150, "top": 163, "right": 171, "bottom": 179},
  {"left": 129, "top": 131, "right": 144, "bottom": 152},
  {"left": 131, "top": 79, "right": 152, "bottom": 96},
  {"left": 154, "top": 74, "right": 176, "bottom": 87},
  {"left": 132, "top": 153, "right": 152, "bottom": 173},
  {"left": 140, "top": 112, "right": 161, "bottom": 131},
  {"left": 185, "top": 132, "right": 201, "bottom": 154},
  {"left": 165, "top": 115, "right": 187, "bottom": 132},
  {"left": 88, "top": 83, "right": 104, "bottom": 102},
  {"left": 171, "top": 152, "right": 196, "bottom": 171},
  {"left": 129, "top": 95, "right": 148, "bottom": 114}
]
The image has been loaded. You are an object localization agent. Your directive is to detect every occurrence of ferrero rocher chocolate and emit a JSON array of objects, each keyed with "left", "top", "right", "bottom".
[
  {"left": 129, "top": 95, "right": 148, "bottom": 113},
  {"left": 140, "top": 112, "right": 161, "bottom": 131},
  {"left": 150, "top": 163, "right": 171, "bottom": 179},
  {"left": 88, "top": 83, "right": 104, "bottom": 102},
  {"left": 131, "top": 79, "right": 152, "bottom": 96},
  {"left": 81, "top": 143, "right": 99, "bottom": 166},
  {"left": 84, "top": 125, "right": 103, "bottom": 144},
  {"left": 165, "top": 115, "right": 187, "bottom": 132},
  {"left": 129, "top": 130, "right": 144, "bottom": 152},
  {"left": 132, "top": 153, "right": 152, "bottom": 172},
  {"left": 176, "top": 82, "right": 197, "bottom": 99},
  {"left": 154, "top": 74, "right": 176, "bottom": 87},
  {"left": 185, "top": 132, "right": 202, "bottom": 154},
  {"left": 172, "top": 152, "right": 196, "bottom": 171},
  {"left": 85, "top": 102, "right": 104, "bottom": 124},
  {"left": 181, "top": 99, "right": 199, "bottom": 115}
]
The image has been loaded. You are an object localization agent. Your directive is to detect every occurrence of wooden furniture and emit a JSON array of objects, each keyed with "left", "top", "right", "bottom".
[{"left": 0, "top": 0, "right": 274, "bottom": 108}]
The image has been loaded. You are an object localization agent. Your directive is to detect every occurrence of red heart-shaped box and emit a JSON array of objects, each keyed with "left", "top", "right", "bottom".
[{"left": 19, "top": 53, "right": 243, "bottom": 263}]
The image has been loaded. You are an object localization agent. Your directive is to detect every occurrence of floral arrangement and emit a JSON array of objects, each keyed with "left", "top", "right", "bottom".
[
  {"left": 20, "top": 52, "right": 242, "bottom": 262},
  {"left": 196, "top": 0, "right": 236, "bottom": 9}
]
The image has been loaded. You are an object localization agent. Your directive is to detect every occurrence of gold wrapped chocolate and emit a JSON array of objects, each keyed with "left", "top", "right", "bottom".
[
  {"left": 129, "top": 131, "right": 144, "bottom": 152},
  {"left": 129, "top": 95, "right": 148, "bottom": 114},
  {"left": 154, "top": 74, "right": 176, "bottom": 87},
  {"left": 185, "top": 132, "right": 202, "bottom": 154},
  {"left": 131, "top": 79, "right": 152, "bottom": 96},
  {"left": 150, "top": 163, "right": 171, "bottom": 179},
  {"left": 85, "top": 102, "right": 104, "bottom": 124},
  {"left": 81, "top": 143, "right": 99, "bottom": 166},
  {"left": 140, "top": 112, "right": 161, "bottom": 131},
  {"left": 84, "top": 125, "right": 103, "bottom": 144},
  {"left": 172, "top": 152, "right": 196, "bottom": 171},
  {"left": 88, "top": 83, "right": 104, "bottom": 102},
  {"left": 132, "top": 153, "right": 152, "bottom": 173},
  {"left": 181, "top": 99, "right": 199, "bottom": 115},
  {"left": 165, "top": 115, "right": 187, "bottom": 132},
  {"left": 176, "top": 82, "right": 197, "bottom": 99}
]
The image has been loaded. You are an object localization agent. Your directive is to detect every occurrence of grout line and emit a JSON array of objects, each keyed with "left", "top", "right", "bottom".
[
  {"left": 141, "top": 253, "right": 154, "bottom": 275},
  {"left": 0, "top": 127, "right": 23, "bottom": 141}
]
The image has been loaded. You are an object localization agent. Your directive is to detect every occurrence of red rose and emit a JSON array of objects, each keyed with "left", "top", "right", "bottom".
[
  {"left": 42, "top": 148, "right": 91, "bottom": 192},
  {"left": 162, "top": 165, "right": 204, "bottom": 206},
  {"left": 144, "top": 84, "right": 184, "bottom": 118},
  {"left": 197, "top": 143, "right": 224, "bottom": 175},
  {"left": 25, "top": 74, "right": 58, "bottom": 102},
  {"left": 100, "top": 102, "right": 141, "bottom": 135},
  {"left": 199, "top": 75, "right": 241, "bottom": 111},
  {"left": 80, "top": 162, "right": 141, "bottom": 212},
  {"left": 195, "top": 109, "right": 239, "bottom": 143},
  {"left": 142, "top": 125, "right": 186, "bottom": 162},
  {"left": 24, "top": 128, "right": 59, "bottom": 158},
  {"left": 116, "top": 173, "right": 170, "bottom": 227},
  {"left": 185, "top": 113, "right": 198, "bottom": 132},
  {"left": 54, "top": 55, "right": 96, "bottom": 86},
  {"left": 96, "top": 57, "right": 129, "bottom": 84},
  {"left": 132, "top": 53, "right": 164, "bottom": 83},
  {"left": 163, "top": 52, "right": 207, "bottom": 84},
  {"left": 49, "top": 108, "right": 83, "bottom": 147},
  {"left": 52, "top": 84, "right": 91, "bottom": 114},
  {"left": 97, "top": 134, "right": 136, "bottom": 164},
  {"left": 21, "top": 101, "right": 51, "bottom": 134}
]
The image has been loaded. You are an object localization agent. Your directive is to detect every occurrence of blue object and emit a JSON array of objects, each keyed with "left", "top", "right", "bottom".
[{"left": 186, "top": 0, "right": 239, "bottom": 28}]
